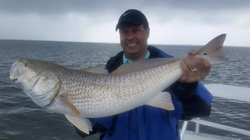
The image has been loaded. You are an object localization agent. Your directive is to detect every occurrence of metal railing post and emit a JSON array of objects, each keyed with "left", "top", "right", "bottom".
[
  {"left": 195, "top": 117, "right": 200, "bottom": 134},
  {"left": 180, "top": 121, "right": 188, "bottom": 140}
]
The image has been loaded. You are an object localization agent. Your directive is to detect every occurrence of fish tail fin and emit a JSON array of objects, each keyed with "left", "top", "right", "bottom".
[{"left": 196, "top": 34, "right": 227, "bottom": 65}]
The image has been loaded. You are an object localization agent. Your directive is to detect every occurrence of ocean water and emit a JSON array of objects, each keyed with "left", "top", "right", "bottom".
[{"left": 0, "top": 40, "right": 250, "bottom": 140}]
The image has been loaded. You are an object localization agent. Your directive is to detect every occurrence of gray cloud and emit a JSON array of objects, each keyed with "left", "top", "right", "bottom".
[
  {"left": 1, "top": 0, "right": 249, "bottom": 27},
  {"left": 1, "top": 0, "right": 250, "bottom": 16},
  {"left": 0, "top": 0, "right": 249, "bottom": 46}
]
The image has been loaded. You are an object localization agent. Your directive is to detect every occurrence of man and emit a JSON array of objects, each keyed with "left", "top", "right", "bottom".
[{"left": 75, "top": 9, "right": 212, "bottom": 140}]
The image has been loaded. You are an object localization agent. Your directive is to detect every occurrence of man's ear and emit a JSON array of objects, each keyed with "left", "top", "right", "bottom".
[{"left": 146, "top": 28, "right": 150, "bottom": 39}]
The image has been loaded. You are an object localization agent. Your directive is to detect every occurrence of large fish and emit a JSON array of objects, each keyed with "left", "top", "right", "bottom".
[{"left": 9, "top": 34, "right": 226, "bottom": 134}]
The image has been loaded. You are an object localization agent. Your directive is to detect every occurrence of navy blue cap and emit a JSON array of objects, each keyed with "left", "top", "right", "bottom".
[{"left": 116, "top": 9, "right": 149, "bottom": 31}]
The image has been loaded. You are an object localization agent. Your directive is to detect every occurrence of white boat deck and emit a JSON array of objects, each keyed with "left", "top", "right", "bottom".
[
  {"left": 181, "top": 84, "right": 250, "bottom": 140},
  {"left": 204, "top": 84, "right": 250, "bottom": 103}
]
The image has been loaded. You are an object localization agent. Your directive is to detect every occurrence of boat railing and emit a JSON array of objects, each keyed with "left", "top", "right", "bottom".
[
  {"left": 180, "top": 118, "right": 250, "bottom": 140},
  {"left": 180, "top": 84, "right": 250, "bottom": 140}
]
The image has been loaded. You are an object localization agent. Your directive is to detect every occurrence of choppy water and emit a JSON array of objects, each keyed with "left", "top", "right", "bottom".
[{"left": 0, "top": 40, "right": 250, "bottom": 140}]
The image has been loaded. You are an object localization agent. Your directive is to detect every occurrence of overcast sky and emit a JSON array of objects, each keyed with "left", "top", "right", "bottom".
[{"left": 0, "top": 0, "right": 250, "bottom": 47}]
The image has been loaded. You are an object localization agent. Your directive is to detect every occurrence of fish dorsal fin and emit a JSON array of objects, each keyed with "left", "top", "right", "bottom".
[
  {"left": 82, "top": 64, "right": 108, "bottom": 74},
  {"left": 147, "top": 91, "right": 175, "bottom": 111},
  {"left": 111, "top": 58, "right": 179, "bottom": 74},
  {"left": 65, "top": 115, "right": 92, "bottom": 135},
  {"left": 196, "top": 34, "right": 227, "bottom": 64}
]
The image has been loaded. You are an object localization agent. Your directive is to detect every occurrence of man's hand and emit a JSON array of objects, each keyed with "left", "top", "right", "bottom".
[{"left": 179, "top": 50, "right": 211, "bottom": 83}]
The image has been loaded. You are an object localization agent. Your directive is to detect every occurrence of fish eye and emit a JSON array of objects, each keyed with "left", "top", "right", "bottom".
[{"left": 203, "top": 52, "right": 208, "bottom": 55}]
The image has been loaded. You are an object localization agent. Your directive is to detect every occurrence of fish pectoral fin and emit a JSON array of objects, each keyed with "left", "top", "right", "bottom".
[
  {"left": 147, "top": 91, "right": 175, "bottom": 111},
  {"left": 56, "top": 95, "right": 80, "bottom": 116},
  {"left": 65, "top": 115, "right": 92, "bottom": 135}
]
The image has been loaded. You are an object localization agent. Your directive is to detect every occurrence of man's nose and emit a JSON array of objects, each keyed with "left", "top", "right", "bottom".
[{"left": 126, "top": 32, "right": 135, "bottom": 40}]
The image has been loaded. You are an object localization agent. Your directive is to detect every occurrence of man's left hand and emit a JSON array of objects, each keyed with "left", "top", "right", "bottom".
[{"left": 179, "top": 50, "right": 211, "bottom": 83}]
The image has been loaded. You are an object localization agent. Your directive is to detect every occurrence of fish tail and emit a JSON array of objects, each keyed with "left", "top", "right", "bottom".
[{"left": 196, "top": 34, "right": 227, "bottom": 65}]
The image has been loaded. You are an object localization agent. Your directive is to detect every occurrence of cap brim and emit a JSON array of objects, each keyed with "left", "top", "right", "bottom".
[{"left": 116, "top": 19, "right": 143, "bottom": 31}]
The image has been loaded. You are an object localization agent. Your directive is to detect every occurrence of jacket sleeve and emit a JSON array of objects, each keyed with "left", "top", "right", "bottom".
[{"left": 169, "top": 81, "right": 212, "bottom": 120}]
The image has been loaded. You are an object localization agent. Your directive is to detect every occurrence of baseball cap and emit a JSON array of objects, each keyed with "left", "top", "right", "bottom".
[{"left": 115, "top": 9, "right": 149, "bottom": 31}]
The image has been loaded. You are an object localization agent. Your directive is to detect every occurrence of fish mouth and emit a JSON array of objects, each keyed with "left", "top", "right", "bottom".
[
  {"left": 11, "top": 78, "right": 18, "bottom": 82},
  {"left": 10, "top": 62, "right": 19, "bottom": 83}
]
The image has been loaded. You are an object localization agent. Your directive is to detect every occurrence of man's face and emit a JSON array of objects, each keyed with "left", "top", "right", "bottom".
[{"left": 119, "top": 24, "right": 149, "bottom": 61}]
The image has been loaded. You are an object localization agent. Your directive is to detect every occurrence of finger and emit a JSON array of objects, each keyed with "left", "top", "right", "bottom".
[
  {"left": 200, "top": 58, "right": 211, "bottom": 74},
  {"left": 189, "top": 57, "right": 203, "bottom": 72},
  {"left": 190, "top": 57, "right": 210, "bottom": 80},
  {"left": 188, "top": 50, "right": 196, "bottom": 56},
  {"left": 193, "top": 57, "right": 211, "bottom": 74},
  {"left": 182, "top": 57, "right": 197, "bottom": 72},
  {"left": 184, "top": 56, "right": 210, "bottom": 82},
  {"left": 179, "top": 60, "right": 194, "bottom": 83},
  {"left": 189, "top": 57, "right": 205, "bottom": 79},
  {"left": 180, "top": 58, "right": 197, "bottom": 83}
]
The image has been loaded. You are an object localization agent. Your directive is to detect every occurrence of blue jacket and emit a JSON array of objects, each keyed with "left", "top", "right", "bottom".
[{"left": 75, "top": 46, "right": 212, "bottom": 140}]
